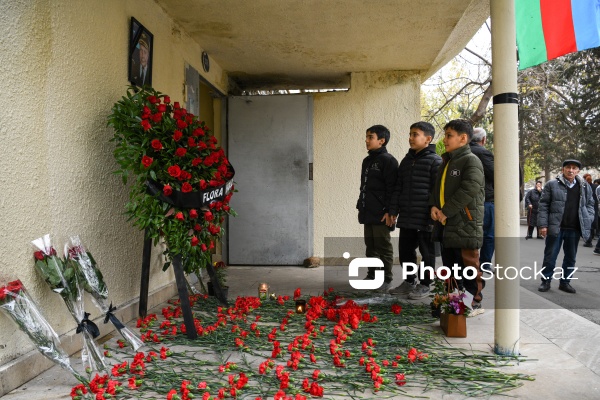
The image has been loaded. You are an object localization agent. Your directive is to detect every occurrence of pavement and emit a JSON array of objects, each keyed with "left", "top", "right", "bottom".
[
  {"left": 3, "top": 226, "right": 600, "bottom": 399},
  {"left": 517, "top": 225, "right": 600, "bottom": 326}
]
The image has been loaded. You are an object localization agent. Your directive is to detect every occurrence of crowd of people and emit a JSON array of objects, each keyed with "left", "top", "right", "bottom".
[{"left": 357, "top": 119, "right": 598, "bottom": 316}]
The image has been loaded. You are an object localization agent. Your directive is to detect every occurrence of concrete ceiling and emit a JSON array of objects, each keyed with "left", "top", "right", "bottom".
[{"left": 156, "top": 0, "right": 490, "bottom": 92}]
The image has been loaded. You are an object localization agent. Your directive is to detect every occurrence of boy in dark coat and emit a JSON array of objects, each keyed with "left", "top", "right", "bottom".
[
  {"left": 430, "top": 119, "right": 485, "bottom": 315},
  {"left": 388, "top": 121, "right": 442, "bottom": 298},
  {"left": 357, "top": 125, "right": 398, "bottom": 292}
]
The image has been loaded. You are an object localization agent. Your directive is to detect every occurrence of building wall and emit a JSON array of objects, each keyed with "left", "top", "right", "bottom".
[
  {"left": 0, "top": 0, "right": 226, "bottom": 376},
  {"left": 0, "top": 0, "right": 423, "bottom": 391},
  {"left": 312, "top": 71, "right": 421, "bottom": 258}
]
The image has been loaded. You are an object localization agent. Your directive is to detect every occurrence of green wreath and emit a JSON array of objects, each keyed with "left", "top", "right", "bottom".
[{"left": 108, "top": 87, "right": 236, "bottom": 274}]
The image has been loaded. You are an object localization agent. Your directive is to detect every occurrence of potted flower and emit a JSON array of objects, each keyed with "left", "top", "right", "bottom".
[
  {"left": 430, "top": 278, "right": 469, "bottom": 337},
  {"left": 108, "top": 87, "right": 236, "bottom": 277}
]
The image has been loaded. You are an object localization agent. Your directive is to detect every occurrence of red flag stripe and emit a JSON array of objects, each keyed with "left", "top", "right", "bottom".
[{"left": 540, "top": 0, "right": 577, "bottom": 60}]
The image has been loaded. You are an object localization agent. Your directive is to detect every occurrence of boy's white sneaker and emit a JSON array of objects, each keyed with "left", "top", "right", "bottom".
[{"left": 468, "top": 301, "right": 485, "bottom": 317}]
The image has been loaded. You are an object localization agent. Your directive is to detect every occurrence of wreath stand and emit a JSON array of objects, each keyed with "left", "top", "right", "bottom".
[
  {"left": 138, "top": 175, "right": 233, "bottom": 340},
  {"left": 138, "top": 232, "right": 228, "bottom": 339}
]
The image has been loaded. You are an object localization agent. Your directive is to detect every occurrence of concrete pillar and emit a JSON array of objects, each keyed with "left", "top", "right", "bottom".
[{"left": 490, "top": 0, "right": 520, "bottom": 355}]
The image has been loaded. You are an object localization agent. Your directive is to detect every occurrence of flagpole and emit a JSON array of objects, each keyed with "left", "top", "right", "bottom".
[{"left": 490, "top": 0, "right": 520, "bottom": 356}]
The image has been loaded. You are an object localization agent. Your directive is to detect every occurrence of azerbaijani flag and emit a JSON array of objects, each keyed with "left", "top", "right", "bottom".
[{"left": 516, "top": 0, "right": 600, "bottom": 70}]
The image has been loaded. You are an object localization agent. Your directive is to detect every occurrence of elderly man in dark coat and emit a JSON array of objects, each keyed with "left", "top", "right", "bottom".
[{"left": 537, "top": 160, "right": 595, "bottom": 294}]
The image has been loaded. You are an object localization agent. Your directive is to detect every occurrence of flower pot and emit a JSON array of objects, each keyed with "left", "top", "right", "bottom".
[{"left": 440, "top": 313, "right": 467, "bottom": 338}]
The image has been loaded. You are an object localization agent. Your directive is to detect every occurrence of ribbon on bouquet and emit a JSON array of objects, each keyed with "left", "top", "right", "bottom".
[
  {"left": 103, "top": 303, "right": 126, "bottom": 330},
  {"left": 76, "top": 312, "right": 101, "bottom": 339}
]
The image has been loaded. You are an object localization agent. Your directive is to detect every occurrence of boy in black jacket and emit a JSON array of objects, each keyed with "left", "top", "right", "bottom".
[
  {"left": 357, "top": 125, "right": 398, "bottom": 292},
  {"left": 389, "top": 122, "right": 442, "bottom": 298}
]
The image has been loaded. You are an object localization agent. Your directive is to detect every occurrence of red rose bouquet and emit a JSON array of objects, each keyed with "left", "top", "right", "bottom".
[
  {"left": 32, "top": 234, "right": 107, "bottom": 373},
  {"left": 0, "top": 279, "right": 87, "bottom": 383},
  {"left": 65, "top": 235, "right": 143, "bottom": 351},
  {"left": 108, "top": 87, "right": 236, "bottom": 275}
]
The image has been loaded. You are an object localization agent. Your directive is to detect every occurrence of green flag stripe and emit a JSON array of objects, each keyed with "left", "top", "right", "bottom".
[{"left": 516, "top": 0, "right": 548, "bottom": 70}]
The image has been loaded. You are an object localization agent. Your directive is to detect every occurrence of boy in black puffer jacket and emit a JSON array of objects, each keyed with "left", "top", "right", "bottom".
[
  {"left": 357, "top": 125, "right": 398, "bottom": 292},
  {"left": 388, "top": 122, "right": 442, "bottom": 299}
]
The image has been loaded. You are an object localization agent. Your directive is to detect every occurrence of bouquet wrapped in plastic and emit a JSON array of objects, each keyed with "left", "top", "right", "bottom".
[
  {"left": 65, "top": 235, "right": 143, "bottom": 351},
  {"left": 32, "top": 234, "right": 107, "bottom": 373},
  {"left": 0, "top": 279, "right": 87, "bottom": 383}
]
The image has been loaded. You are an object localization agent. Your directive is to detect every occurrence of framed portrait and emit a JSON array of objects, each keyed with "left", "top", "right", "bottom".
[{"left": 129, "top": 17, "right": 153, "bottom": 88}]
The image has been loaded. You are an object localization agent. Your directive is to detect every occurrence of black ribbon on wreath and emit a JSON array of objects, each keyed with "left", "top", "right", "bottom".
[
  {"left": 76, "top": 312, "right": 101, "bottom": 339},
  {"left": 145, "top": 164, "right": 235, "bottom": 208}
]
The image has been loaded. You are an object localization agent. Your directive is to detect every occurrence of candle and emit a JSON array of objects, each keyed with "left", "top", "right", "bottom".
[
  {"left": 258, "top": 283, "right": 269, "bottom": 300},
  {"left": 295, "top": 299, "right": 307, "bottom": 314}
]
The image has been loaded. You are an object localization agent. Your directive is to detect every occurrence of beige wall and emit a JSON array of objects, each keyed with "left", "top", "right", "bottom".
[
  {"left": 0, "top": 0, "right": 226, "bottom": 371},
  {"left": 312, "top": 71, "right": 421, "bottom": 257},
  {"left": 0, "top": 0, "right": 423, "bottom": 388}
]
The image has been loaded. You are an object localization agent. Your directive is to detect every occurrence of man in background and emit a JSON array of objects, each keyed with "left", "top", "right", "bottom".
[
  {"left": 469, "top": 127, "right": 494, "bottom": 272},
  {"left": 538, "top": 160, "right": 594, "bottom": 294}
]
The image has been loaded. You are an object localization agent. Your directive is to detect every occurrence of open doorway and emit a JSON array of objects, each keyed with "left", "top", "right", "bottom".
[{"left": 185, "top": 63, "right": 227, "bottom": 259}]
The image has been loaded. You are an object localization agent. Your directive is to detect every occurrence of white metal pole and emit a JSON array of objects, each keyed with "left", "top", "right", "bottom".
[{"left": 490, "top": 0, "right": 520, "bottom": 356}]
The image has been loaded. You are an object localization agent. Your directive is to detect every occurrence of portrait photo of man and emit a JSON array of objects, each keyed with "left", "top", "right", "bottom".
[{"left": 129, "top": 19, "right": 153, "bottom": 87}]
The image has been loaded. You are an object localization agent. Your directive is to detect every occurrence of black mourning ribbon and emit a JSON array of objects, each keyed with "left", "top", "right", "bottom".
[
  {"left": 76, "top": 312, "right": 101, "bottom": 339},
  {"left": 145, "top": 164, "right": 235, "bottom": 209},
  {"left": 104, "top": 303, "right": 126, "bottom": 330}
]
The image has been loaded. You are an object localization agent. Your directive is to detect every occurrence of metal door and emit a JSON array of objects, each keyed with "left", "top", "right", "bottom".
[{"left": 228, "top": 95, "right": 313, "bottom": 265}]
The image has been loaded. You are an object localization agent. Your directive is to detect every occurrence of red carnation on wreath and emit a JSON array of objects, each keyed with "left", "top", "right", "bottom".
[{"left": 108, "top": 86, "right": 237, "bottom": 275}]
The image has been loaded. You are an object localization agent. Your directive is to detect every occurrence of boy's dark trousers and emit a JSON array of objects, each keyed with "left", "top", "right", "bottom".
[
  {"left": 364, "top": 224, "right": 394, "bottom": 283},
  {"left": 399, "top": 228, "right": 435, "bottom": 286},
  {"left": 441, "top": 246, "right": 485, "bottom": 303}
]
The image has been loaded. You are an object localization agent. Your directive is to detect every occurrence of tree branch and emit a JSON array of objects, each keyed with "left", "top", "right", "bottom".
[
  {"left": 470, "top": 82, "right": 494, "bottom": 126},
  {"left": 464, "top": 47, "right": 491, "bottom": 67}
]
